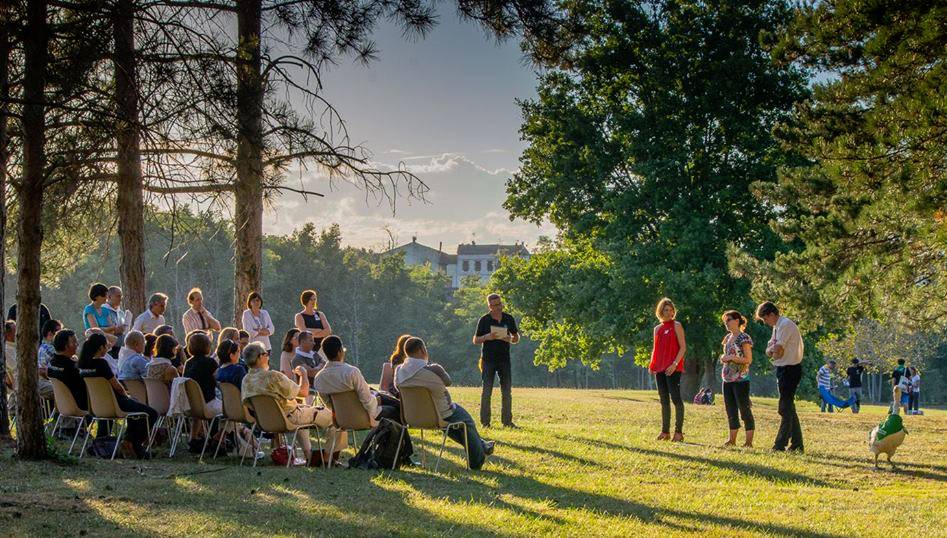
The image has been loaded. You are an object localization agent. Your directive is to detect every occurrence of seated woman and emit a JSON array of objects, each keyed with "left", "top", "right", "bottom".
[
  {"left": 215, "top": 338, "right": 247, "bottom": 389},
  {"left": 381, "top": 334, "right": 411, "bottom": 396},
  {"left": 143, "top": 333, "right": 157, "bottom": 358},
  {"left": 82, "top": 283, "right": 122, "bottom": 345},
  {"left": 78, "top": 332, "right": 158, "bottom": 458},
  {"left": 146, "top": 334, "right": 180, "bottom": 385},
  {"left": 183, "top": 331, "right": 221, "bottom": 415},
  {"left": 279, "top": 328, "right": 300, "bottom": 379}
]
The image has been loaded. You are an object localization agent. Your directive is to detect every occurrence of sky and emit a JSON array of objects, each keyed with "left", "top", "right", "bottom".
[{"left": 261, "top": 6, "right": 557, "bottom": 253}]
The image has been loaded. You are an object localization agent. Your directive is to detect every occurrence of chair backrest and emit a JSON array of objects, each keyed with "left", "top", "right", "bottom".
[
  {"left": 246, "top": 395, "right": 291, "bottom": 434},
  {"left": 220, "top": 382, "right": 252, "bottom": 422},
  {"left": 50, "top": 378, "right": 87, "bottom": 417},
  {"left": 399, "top": 386, "right": 445, "bottom": 429},
  {"left": 123, "top": 379, "right": 148, "bottom": 404},
  {"left": 83, "top": 376, "right": 125, "bottom": 419},
  {"left": 328, "top": 391, "right": 373, "bottom": 430},
  {"left": 379, "top": 362, "right": 393, "bottom": 392},
  {"left": 182, "top": 378, "right": 215, "bottom": 419},
  {"left": 144, "top": 378, "right": 171, "bottom": 415}
]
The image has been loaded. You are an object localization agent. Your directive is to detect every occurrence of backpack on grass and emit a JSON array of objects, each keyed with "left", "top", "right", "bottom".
[{"left": 348, "top": 420, "right": 413, "bottom": 470}]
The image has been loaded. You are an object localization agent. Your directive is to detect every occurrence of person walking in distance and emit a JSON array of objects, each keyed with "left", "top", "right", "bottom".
[
  {"left": 649, "top": 298, "right": 686, "bottom": 442},
  {"left": 756, "top": 301, "right": 805, "bottom": 453},
  {"left": 473, "top": 293, "right": 520, "bottom": 428}
]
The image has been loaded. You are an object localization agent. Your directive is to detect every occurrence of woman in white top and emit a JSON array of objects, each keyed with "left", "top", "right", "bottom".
[
  {"left": 182, "top": 287, "right": 223, "bottom": 338},
  {"left": 241, "top": 291, "right": 275, "bottom": 351}
]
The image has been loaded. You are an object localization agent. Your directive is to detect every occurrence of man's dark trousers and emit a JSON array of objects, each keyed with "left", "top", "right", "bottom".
[
  {"left": 774, "top": 363, "right": 804, "bottom": 451},
  {"left": 480, "top": 359, "right": 512, "bottom": 426}
]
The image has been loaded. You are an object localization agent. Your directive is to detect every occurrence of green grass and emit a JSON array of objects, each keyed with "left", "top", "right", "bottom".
[{"left": 1, "top": 387, "right": 945, "bottom": 537}]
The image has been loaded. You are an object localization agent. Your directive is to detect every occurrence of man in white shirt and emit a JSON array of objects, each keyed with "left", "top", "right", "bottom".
[
  {"left": 132, "top": 292, "right": 168, "bottom": 335},
  {"left": 756, "top": 301, "right": 804, "bottom": 453},
  {"left": 313, "top": 335, "right": 403, "bottom": 426},
  {"left": 105, "top": 286, "right": 132, "bottom": 350}
]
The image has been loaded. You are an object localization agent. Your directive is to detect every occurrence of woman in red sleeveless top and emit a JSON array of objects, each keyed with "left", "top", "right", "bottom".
[{"left": 649, "top": 297, "right": 687, "bottom": 441}]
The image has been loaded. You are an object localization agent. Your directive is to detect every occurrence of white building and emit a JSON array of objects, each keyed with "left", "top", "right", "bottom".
[{"left": 383, "top": 238, "right": 529, "bottom": 288}]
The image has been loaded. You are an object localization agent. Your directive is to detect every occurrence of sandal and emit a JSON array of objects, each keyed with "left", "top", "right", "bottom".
[
  {"left": 671, "top": 433, "right": 684, "bottom": 443},
  {"left": 656, "top": 432, "right": 671, "bottom": 441}
]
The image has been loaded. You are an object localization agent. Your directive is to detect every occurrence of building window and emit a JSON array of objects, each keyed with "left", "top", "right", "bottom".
[
  {"left": 487, "top": 260, "right": 494, "bottom": 272},
  {"left": 463, "top": 260, "right": 469, "bottom": 272},
  {"left": 475, "top": 261, "right": 481, "bottom": 272}
]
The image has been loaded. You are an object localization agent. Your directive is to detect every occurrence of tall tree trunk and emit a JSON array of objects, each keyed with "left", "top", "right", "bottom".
[
  {"left": 0, "top": 7, "right": 10, "bottom": 438},
  {"left": 113, "top": 0, "right": 146, "bottom": 316},
  {"left": 16, "top": 0, "right": 49, "bottom": 459},
  {"left": 233, "top": 0, "right": 264, "bottom": 324}
]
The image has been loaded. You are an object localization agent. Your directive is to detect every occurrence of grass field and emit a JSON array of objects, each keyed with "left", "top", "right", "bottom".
[{"left": 1, "top": 387, "right": 945, "bottom": 537}]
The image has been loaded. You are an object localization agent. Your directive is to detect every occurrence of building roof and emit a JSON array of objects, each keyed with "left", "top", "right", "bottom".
[{"left": 457, "top": 243, "right": 530, "bottom": 257}]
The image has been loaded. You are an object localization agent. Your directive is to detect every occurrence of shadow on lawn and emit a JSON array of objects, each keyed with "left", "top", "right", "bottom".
[{"left": 549, "top": 432, "right": 836, "bottom": 488}]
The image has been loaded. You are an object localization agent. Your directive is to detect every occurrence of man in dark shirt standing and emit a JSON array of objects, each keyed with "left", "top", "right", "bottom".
[
  {"left": 473, "top": 293, "right": 520, "bottom": 428},
  {"left": 846, "top": 359, "right": 866, "bottom": 413}
]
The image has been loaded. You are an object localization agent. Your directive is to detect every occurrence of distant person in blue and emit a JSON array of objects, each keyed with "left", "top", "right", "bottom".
[
  {"left": 83, "top": 283, "right": 120, "bottom": 348},
  {"left": 473, "top": 293, "right": 519, "bottom": 428},
  {"left": 817, "top": 360, "right": 837, "bottom": 412}
]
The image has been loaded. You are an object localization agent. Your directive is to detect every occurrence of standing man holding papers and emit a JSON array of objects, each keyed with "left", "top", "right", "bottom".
[{"left": 473, "top": 293, "right": 520, "bottom": 428}]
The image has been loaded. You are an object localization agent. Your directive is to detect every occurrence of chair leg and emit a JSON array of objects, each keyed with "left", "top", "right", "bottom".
[
  {"left": 110, "top": 420, "right": 124, "bottom": 461},
  {"left": 169, "top": 416, "right": 185, "bottom": 458},
  {"left": 240, "top": 424, "right": 256, "bottom": 466},
  {"left": 78, "top": 421, "right": 93, "bottom": 459},
  {"left": 199, "top": 417, "right": 217, "bottom": 463},
  {"left": 287, "top": 430, "right": 300, "bottom": 468},
  {"left": 435, "top": 428, "right": 450, "bottom": 473},
  {"left": 50, "top": 414, "right": 62, "bottom": 439},
  {"left": 392, "top": 424, "right": 406, "bottom": 471},
  {"left": 252, "top": 428, "right": 266, "bottom": 468},
  {"left": 68, "top": 417, "right": 84, "bottom": 455},
  {"left": 214, "top": 420, "right": 230, "bottom": 460},
  {"left": 327, "top": 430, "right": 337, "bottom": 470}
]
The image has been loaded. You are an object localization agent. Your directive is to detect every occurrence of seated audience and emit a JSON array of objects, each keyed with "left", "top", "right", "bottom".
[
  {"left": 237, "top": 330, "right": 250, "bottom": 355},
  {"left": 146, "top": 334, "right": 180, "bottom": 384},
  {"left": 381, "top": 334, "right": 411, "bottom": 396},
  {"left": 215, "top": 339, "right": 247, "bottom": 389},
  {"left": 83, "top": 283, "right": 121, "bottom": 346},
  {"left": 132, "top": 292, "right": 168, "bottom": 335},
  {"left": 78, "top": 332, "right": 158, "bottom": 457},
  {"left": 182, "top": 287, "right": 223, "bottom": 338},
  {"left": 143, "top": 333, "right": 157, "bottom": 358},
  {"left": 395, "top": 337, "right": 494, "bottom": 469},
  {"left": 279, "top": 328, "right": 301, "bottom": 378},
  {"left": 241, "top": 342, "right": 346, "bottom": 465},
  {"left": 117, "top": 331, "right": 149, "bottom": 382},
  {"left": 183, "top": 331, "right": 222, "bottom": 415},
  {"left": 84, "top": 328, "right": 118, "bottom": 373},
  {"left": 155, "top": 324, "right": 186, "bottom": 368},
  {"left": 36, "top": 319, "right": 62, "bottom": 399}
]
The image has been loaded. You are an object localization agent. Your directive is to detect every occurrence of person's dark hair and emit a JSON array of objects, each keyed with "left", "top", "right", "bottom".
[
  {"left": 300, "top": 289, "right": 317, "bottom": 306},
  {"left": 216, "top": 339, "right": 239, "bottom": 364},
  {"left": 53, "top": 329, "right": 76, "bottom": 353},
  {"left": 155, "top": 324, "right": 174, "bottom": 336},
  {"left": 281, "top": 328, "right": 300, "bottom": 353},
  {"left": 852, "top": 358, "right": 859, "bottom": 365},
  {"left": 721, "top": 310, "right": 747, "bottom": 331},
  {"left": 389, "top": 334, "right": 411, "bottom": 367},
  {"left": 897, "top": 358, "right": 905, "bottom": 365},
  {"left": 754, "top": 301, "right": 779, "bottom": 321},
  {"left": 246, "top": 291, "right": 263, "bottom": 309},
  {"left": 88, "top": 282, "right": 109, "bottom": 301},
  {"left": 144, "top": 333, "right": 158, "bottom": 357},
  {"left": 186, "top": 330, "right": 212, "bottom": 357},
  {"left": 321, "top": 335, "right": 343, "bottom": 361},
  {"left": 403, "top": 337, "right": 426, "bottom": 357},
  {"left": 3, "top": 320, "right": 14, "bottom": 337},
  {"left": 155, "top": 334, "right": 179, "bottom": 359},
  {"left": 238, "top": 330, "right": 249, "bottom": 340},
  {"left": 297, "top": 330, "right": 313, "bottom": 347},
  {"left": 78, "top": 332, "right": 108, "bottom": 368},
  {"left": 42, "top": 319, "right": 62, "bottom": 339}
]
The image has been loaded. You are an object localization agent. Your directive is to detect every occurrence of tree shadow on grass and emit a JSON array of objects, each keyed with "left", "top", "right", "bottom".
[{"left": 549, "top": 432, "right": 836, "bottom": 488}]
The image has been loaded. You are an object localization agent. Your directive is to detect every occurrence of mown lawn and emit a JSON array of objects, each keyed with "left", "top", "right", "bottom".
[{"left": 1, "top": 387, "right": 945, "bottom": 537}]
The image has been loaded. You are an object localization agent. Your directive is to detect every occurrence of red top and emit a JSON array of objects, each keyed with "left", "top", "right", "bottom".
[{"left": 649, "top": 320, "right": 683, "bottom": 373}]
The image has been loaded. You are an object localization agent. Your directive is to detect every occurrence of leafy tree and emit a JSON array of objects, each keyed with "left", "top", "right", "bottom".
[
  {"left": 749, "top": 1, "right": 947, "bottom": 329},
  {"left": 497, "top": 0, "right": 807, "bottom": 394}
]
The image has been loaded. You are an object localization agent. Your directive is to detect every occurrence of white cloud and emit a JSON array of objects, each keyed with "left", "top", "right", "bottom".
[{"left": 263, "top": 152, "right": 555, "bottom": 251}]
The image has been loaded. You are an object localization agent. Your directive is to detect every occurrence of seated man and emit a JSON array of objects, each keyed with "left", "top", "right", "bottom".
[
  {"left": 313, "top": 335, "right": 397, "bottom": 425},
  {"left": 240, "top": 342, "right": 346, "bottom": 465},
  {"left": 117, "top": 331, "right": 149, "bottom": 383},
  {"left": 36, "top": 319, "right": 62, "bottom": 400},
  {"left": 394, "top": 337, "right": 494, "bottom": 469},
  {"left": 46, "top": 329, "right": 86, "bottom": 410},
  {"left": 291, "top": 331, "right": 324, "bottom": 389}
]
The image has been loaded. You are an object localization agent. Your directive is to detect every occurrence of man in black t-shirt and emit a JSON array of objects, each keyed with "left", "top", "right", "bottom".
[
  {"left": 846, "top": 359, "right": 866, "bottom": 413},
  {"left": 46, "top": 330, "right": 85, "bottom": 410},
  {"left": 473, "top": 293, "right": 520, "bottom": 428}
]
